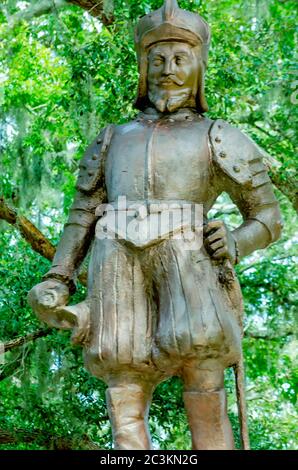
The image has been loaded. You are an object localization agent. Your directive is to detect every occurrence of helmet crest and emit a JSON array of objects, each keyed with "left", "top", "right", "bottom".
[{"left": 163, "top": 0, "right": 179, "bottom": 21}]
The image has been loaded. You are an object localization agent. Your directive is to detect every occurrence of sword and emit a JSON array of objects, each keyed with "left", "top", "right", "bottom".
[{"left": 233, "top": 354, "right": 250, "bottom": 450}]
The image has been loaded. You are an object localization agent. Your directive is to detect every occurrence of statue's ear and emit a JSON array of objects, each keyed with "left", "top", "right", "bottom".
[{"left": 76, "top": 125, "right": 115, "bottom": 194}]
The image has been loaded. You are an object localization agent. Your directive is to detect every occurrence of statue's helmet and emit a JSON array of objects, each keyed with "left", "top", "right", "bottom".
[{"left": 134, "top": 0, "right": 211, "bottom": 113}]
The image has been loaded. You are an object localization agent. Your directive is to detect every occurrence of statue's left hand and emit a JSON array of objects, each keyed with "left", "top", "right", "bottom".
[{"left": 203, "top": 220, "right": 237, "bottom": 265}]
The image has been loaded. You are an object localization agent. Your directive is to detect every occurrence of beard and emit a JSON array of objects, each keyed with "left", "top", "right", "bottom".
[{"left": 148, "top": 85, "right": 195, "bottom": 113}]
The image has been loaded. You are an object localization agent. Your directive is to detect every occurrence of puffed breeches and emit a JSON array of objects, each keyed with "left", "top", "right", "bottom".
[{"left": 84, "top": 236, "right": 242, "bottom": 382}]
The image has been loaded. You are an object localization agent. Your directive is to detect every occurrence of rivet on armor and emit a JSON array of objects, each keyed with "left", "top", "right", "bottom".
[
  {"left": 220, "top": 152, "right": 226, "bottom": 159},
  {"left": 92, "top": 154, "right": 97, "bottom": 160},
  {"left": 233, "top": 165, "right": 241, "bottom": 173},
  {"left": 97, "top": 138, "right": 102, "bottom": 145},
  {"left": 215, "top": 137, "right": 221, "bottom": 143},
  {"left": 88, "top": 170, "right": 94, "bottom": 176}
]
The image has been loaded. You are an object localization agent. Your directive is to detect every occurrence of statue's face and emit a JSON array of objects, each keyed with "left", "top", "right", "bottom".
[{"left": 147, "top": 42, "right": 200, "bottom": 113}]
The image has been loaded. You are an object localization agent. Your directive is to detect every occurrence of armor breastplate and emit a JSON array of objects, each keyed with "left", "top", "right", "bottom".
[{"left": 105, "top": 114, "right": 214, "bottom": 205}]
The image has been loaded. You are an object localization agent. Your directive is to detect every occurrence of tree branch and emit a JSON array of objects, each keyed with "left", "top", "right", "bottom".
[
  {"left": 0, "top": 330, "right": 52, "bottom": 382},
  {"left": 0, "top": 428, "right": 100, "bottom": 450},
  {"left": 0, "top": 197, "right": 87, "bottom": 285},
  {"left": 251, "top": 125, "right": 298, "bottom": 213},
  {"left": 239, "top": 255, "right": 295, "bottom": 274},
  {"left": 2, "top": 328, "right": 52, "bottom": 354},
  {"left": 8, "top": 0, "right": 68, "bottom": 26},
  {"left": 268, "top": 165, "right": 298, "bottom": 213},
  {"left": 244, "top": 331, "right": 294, "bottom": 340},
  {"left": 0, "top": 197, "right": 55, "bottom": 261},
  {"left": 69, "top": 0, "right": 114, "bottom": 22},
  {"left": 253, "top": 124, "right": 275, "bottom": 139},
  {"left": 0, "top": 352, "right": 24, "bottom": 382},
  {"left": 7, "top": 0, "right": 114, "bottom": 27}
]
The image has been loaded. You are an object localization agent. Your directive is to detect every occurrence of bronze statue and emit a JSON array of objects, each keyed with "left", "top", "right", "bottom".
[{"left": 28, "top": 0, "right": 282, "bottom": 450}]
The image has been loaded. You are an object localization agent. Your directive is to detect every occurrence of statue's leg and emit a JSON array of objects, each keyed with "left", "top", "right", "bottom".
[
  {"left": 182, "top": 365, "right": 235, "bottom": 450},
  {"left": 106, "top": 379, "right": 155, "bottom": 450}
]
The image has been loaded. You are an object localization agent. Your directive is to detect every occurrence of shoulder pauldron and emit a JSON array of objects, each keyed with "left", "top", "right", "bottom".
[
  {"left": 76, "top": 124, "right": 114, "bottom": 194},
  {"left": 209, "top": 119, "right": 271, "bottom": 189}
]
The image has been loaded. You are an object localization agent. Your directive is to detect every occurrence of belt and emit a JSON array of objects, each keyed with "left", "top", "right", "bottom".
[
  {"left": 95, "top": 199, "right": 200, "bottom": 217},
  {"left": 95, "top": 199, "right": 204, "bottom": 249}
]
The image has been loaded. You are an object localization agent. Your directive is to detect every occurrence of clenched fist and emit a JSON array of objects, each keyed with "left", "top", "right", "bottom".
[
  {"left": 28, "top": 279, "right": 90, "bottom": 344},
  {"left": 204, "top": 220, "right": 238, "bottom": 265},
  {"left": 28, "top": 279, "right": 73, "bottom": 329}
]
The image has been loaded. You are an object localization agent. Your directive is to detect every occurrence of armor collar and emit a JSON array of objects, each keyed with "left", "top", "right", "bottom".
[{"left": 138, "top": 107, "right": 202, "bottom": 123}]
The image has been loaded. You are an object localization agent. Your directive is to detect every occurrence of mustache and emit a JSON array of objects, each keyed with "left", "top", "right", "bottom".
[{"left": 158, "top": 75, "right": 184, "bottom": 86}]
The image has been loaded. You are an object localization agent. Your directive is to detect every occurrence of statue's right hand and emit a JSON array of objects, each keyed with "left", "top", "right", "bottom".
[{"left": 28, "top": 279, "right": 72, "bottom": 329}]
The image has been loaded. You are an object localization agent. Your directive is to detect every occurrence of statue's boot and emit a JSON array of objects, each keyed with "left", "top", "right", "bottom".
[
  {"left": 106, "top": 383, "right": 153, "bottom": 450},
  {"left": 183, "top": 389, "right": 235, "bottom": 450}
]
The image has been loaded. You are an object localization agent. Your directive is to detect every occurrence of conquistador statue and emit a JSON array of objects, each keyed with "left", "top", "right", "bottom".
[{"left": 29, "top": 0, "right": 282, "bottom": 450}]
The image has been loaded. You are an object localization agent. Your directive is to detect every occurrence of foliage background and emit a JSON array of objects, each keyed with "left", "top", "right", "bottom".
[{"left": 0, "top": 0, "right": 297, "bottom": 450}]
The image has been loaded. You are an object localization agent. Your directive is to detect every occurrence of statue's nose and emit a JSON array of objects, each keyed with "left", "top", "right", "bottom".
[{"left": 163, "top": 59, "right": 174, "bottom": 75}]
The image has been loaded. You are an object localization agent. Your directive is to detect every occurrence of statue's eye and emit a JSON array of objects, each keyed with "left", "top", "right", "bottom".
[
  {"left": 153, "top": 58, "right": 163, "bottom": 66},
  {"left": 175, "top": 56, "right": 184, "bottom": 65}
]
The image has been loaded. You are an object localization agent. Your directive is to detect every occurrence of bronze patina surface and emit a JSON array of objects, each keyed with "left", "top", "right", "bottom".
[{"left": 28, "top": 0, "right": 282, "bottom": 450}]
